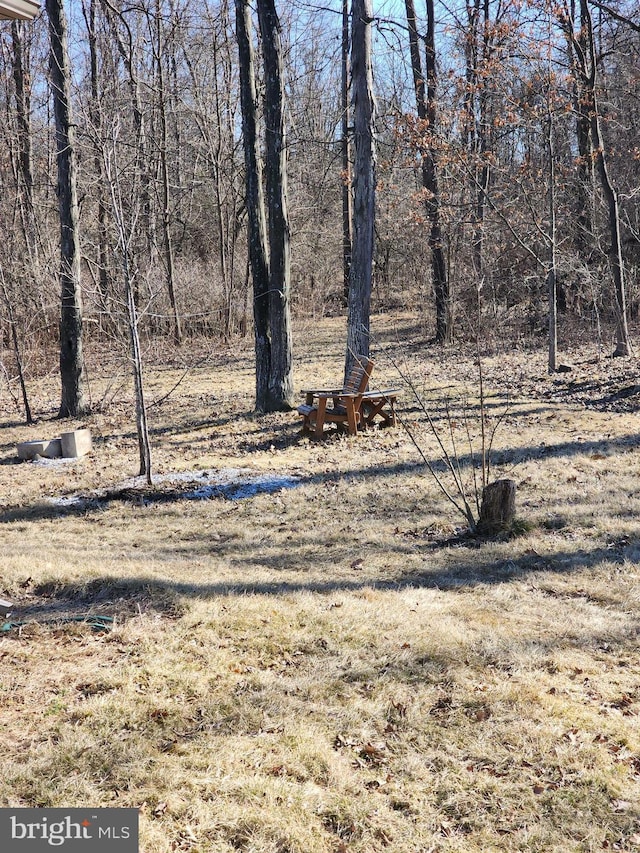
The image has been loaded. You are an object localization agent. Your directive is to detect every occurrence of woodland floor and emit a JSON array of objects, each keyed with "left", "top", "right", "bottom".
[{"left": 1, "top": 313, "right": 640, "bottom": 852}]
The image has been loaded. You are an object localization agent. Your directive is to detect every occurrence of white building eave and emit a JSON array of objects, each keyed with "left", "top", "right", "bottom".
[{"left": 0, "top": 0, "right": 39, "bottom": 20}]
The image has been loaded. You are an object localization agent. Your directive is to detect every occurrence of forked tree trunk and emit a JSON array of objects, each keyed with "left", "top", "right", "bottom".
[
  {"left": 563, "top": 0, "right": 631, "bottom": 357},
  {"left": 102, "top": 0, "right": 153, "bottom": 296},
  {"left": 580, "top": 0, "right": 629, "bottom": 356},
  {"left": 47, "top": 0, "right": 88, "bottom": 418},
  {"left": 345, "top": 0, "right": 375, "bottom": 381},
  {"left": 0, "top": 271, "right": 33, "bottom": 425}
]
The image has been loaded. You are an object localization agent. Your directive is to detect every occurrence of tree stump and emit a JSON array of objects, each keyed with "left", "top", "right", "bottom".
[{"left": 478, "top": 479, "right": 516, "bottom": 534}]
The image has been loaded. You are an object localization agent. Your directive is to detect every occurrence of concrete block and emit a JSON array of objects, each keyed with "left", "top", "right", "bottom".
[
  {"left": 17, "top": 438, "right": 62, "bottom": 460},
  {"left": 61, "top": 428, "right": 92, "bottom": 458}
]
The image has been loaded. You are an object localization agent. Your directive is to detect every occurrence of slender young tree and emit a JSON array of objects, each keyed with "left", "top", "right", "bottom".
[
  {"left": 47, "top": 0, "right": 89, "bottom": 417},
  {"left": 102, "top": 123, "right": 153, "bottom": 483},
  {"left": 345, "top": 0, "right": 376, "bottom": 380}
]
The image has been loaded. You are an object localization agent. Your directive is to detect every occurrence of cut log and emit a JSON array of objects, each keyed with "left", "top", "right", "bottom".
[{"left": 478, "top": 479, "right": 516, "bottom": 534}]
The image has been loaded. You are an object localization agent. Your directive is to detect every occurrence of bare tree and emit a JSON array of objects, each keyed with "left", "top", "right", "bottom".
[
  {"left": 82, "top": 0, "right": 113, "bottom": 327},
  {"left": 236, "top": 0, "right": 293, "bottom": 411},
  {"left": 11, "top": 21, "right": 38, "bottom": 263},
  {"left": 257, "top": 0, "right": 294, "bottom": 409},
  {"left": 405, "top": 0, "right": 450, "bottom": 343},
  {"left": 103, "top": 122, "right": 153, "bottom": 483},
  {"left": 236, "top": 0, "right": 271, "bottom": 409},
  {"left": 345, "top": 0, "right": 375, "bottom": 380},
  {"left": 46, "top": 0, "right": 89, "bottom": 417},
  {"left": 152, "top": 0, "right": 182, "bottom": 344},
  {"left": 341, "top": 0, "right": 352, "bottom": 306},
  {"left": 561, "top": 0, "right": 631, "bottom": 356}
]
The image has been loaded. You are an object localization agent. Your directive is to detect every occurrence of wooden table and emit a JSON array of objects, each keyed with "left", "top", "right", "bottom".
[{"left": 359, "top": 389, "right": 401, "bottom": 429}]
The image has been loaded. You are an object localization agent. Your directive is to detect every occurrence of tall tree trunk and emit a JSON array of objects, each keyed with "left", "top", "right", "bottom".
[
  {"left": 579, "top": 0, "right": 630, "bottom": 356},
  {"left": 546, "top": 24, "right": 558, "bottom": 373},
  {"left": 102, "top": 0, "right": 153, "bottom": 293},
  {"left": 211, "top": 16, "right": 232, "bottom": 335},
  {"left": 341, "top": 0, "right": 352, "bottom": 306},
  {"left": 236, "top": 0, "right": 271, "bottom": 409},
  {"left": 565, "top": 1, "right": 595, "bottom": 259},
  {"left": 155, "top": 0, "right": 182, "bottom": 344},
  {"left": 47, "top": 0, "right": 88, "bottom": 418},
  {"left": 257, "top": 0, "right": 294, "bottom": 410},
  {"left": 11, "top": 21, "right": 37, "bottom": 263},
  {"left": 345, "top": 0, "right": 376, "bottom": 380},
  {"left": 472, "top": 0, "right": 491, "bottom": 282},
  {"left": 84, "top": 0, "right": 111, "bottom": 328},
  {"left": 405, "top": 0, "right": 451, "bottom": 344}
]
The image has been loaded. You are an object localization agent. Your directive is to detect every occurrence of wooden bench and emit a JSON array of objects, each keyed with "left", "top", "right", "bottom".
[{"left": 298, "top": 356, "right": 375, "bottom": 437}]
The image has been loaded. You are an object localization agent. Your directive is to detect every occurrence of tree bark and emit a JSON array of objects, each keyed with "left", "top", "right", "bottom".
[
  {"left": 11, "top": 21, "right": 37, "bottom": 262},
  {"left": 47, "top": 0, "right": 88, "bottom": 418},
  {"left": 564, "top": 6, "right": 595, "bottom": 259},
  {"left": 546, "top": 25, "right": 558, "bottom": 374},
  {"left": 580, "top": 0, "right": 630, "bottom": 356},
  {"left": 345, "top": 0, "right": 375, "bottom": 381},
  {"left": 257, "top": 0, "right": 294, "bottom": 410},
  {"left": 478, "top": 479, "right": 516, "bottom": 534},
  {"left": 562, "top": 0, "right": 631, "bottom": 356},
  {"left": 236, "top": 0, "right": 271, "bottom": 409},
  {"left": 405, "top": 0, "right": 451, "bottom": 344},
  {"left": 155, "top": 0, "right": 182, "bottom": 344},
  {"left": 341, "top": 0, "right": 352, "bottom": 306},
  {"left": 84, "top": 0, "right": 111, "bottom": 329}
]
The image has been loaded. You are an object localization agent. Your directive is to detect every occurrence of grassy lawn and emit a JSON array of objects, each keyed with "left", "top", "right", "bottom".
[{"left": 1, "top": 316, "right": 639, "bottom": 852}]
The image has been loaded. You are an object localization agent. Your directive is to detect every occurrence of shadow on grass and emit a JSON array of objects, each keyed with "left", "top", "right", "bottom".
[
  {"left": 7, "top": 536, "right": 639, "bottom": 607},
  {"left": 1, "top": 421, "right": 638, "bottom": 527}
]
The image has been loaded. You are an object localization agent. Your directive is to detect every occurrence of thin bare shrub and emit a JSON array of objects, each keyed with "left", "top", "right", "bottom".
[{"left": 385, "top": 346, "right": 511, "bottom": 533}]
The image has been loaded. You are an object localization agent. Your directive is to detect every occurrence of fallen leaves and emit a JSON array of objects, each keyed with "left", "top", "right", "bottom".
[{"left": 333, "top": 734, "right": 389, "bottom": 768}]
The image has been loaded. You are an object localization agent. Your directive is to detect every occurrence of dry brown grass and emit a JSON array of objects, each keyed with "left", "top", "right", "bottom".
[{"left": 1, "top": 315, "right": 640, "bottom": 852}]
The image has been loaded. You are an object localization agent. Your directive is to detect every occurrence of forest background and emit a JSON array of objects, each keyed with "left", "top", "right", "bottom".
[
  {"left": 1, "top": 0, "right": 639, "bottom": 415},
  {"left": 1, "top": 3, "right": 640, "bottom": 851}
]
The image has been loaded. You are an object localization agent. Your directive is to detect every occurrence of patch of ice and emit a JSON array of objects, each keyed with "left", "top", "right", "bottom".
[
  {"left": 46, "top": 467, "right": 301, "bottom": 509},
  {"left": 32, "top": 456, "right": 79, "bottom": 467},
  {"left": 187, "top": 473, "right": 300, "bottom": 501}
]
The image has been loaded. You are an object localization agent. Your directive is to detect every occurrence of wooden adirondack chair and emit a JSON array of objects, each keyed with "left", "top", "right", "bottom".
[{"left": 298, "top": 356, "right": 375, "bottom": 437}]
